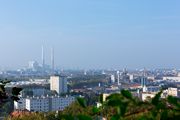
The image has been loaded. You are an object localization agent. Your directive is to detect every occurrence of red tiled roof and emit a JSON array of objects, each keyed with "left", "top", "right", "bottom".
[{"left": 11, "top": 110, "right": 31, "bottom": 117}]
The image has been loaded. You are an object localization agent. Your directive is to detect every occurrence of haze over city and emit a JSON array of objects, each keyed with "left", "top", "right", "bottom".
[
  {"left": 0, "top": 0, "right": 180, "bottom": 69},
  {"left": 1, "top": 1, "right": 180, "bottom": 120}
]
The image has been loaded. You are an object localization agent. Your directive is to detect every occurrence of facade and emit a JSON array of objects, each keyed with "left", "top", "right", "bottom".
[
  {"left": 163, "top": 76, "right": 180, "bottom": 82},
  {"left": 14, "top": 96, "right": 75, "bottom": 112},
  {"left": 14, "top": 75, "right": 72, "bottom": 112},
  {"left": 141, "top": 92, "right": 156, "bottom": 101},
  {"left": 21, "top": 88, "right": 50, "bottom": 97},
  {"left": 102, "top": 94, "right": 110, "bottom": 102},
  {"left": 140, "top": 76, "right": 147, "bottom": 87},
  {"left": 117, "top": 71, "right": 120, "bottom": 85},
  {"left": 14, "top": 98, "right": 26, "bottom": 110},
  {"left": 110, "top": 75, "right": 115, "bottom": 83},
  {"left": 129, "top": 74, "right": 134, "bottom": 81},
  {"left": 50, "top": 96, "right": 75, "bottom": 111},
  {"left": 167, "top": 88, "right": 178, "bottom": 97},
  {"left": 50, "top": 76, "right": 67, "bottom": 95},
  {"left": 26, "top": 97, "right": 49, "bottom": 112},
  {"left": 146, "top": 86, "right": 160, "bottom": 92}
]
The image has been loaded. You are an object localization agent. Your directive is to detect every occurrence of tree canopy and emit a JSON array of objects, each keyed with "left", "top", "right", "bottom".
[{"left": 5, "top": 89, "right": 180, "bottom": 120}]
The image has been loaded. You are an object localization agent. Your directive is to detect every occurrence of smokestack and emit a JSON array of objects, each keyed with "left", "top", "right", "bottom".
[
  {"left": 51, "top": 47, "right": 54, "bottom": 74},
  {"left": 42, "top": 45, "right": 45, "bottom": 68}
]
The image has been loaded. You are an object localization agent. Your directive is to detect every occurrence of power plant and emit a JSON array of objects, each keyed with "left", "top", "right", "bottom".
[{"left": 28, "top": 45, "right": 55, "bottom": 74}]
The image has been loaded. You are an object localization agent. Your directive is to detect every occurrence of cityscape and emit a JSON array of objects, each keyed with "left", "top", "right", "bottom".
[
  {"left": 0, "top": 46, "right": 180, "bottom": 119},
  {"left": 0, "top": 0, "right": 180, "bottom": 120}
]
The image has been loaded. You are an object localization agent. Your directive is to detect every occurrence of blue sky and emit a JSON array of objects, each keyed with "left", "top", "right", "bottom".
[{"left": 0, "top": 0, "right": 180, "bottom": 69}]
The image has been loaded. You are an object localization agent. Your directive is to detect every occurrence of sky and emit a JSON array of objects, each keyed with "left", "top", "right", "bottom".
[{"left": 0, "top": 0, "right": 180, "bottom": 69}]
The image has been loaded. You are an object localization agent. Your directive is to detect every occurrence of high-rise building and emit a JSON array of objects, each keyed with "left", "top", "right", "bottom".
[
  {"left": 141, "top": 68, "right": 147, "bottom": 87},
  {"left": 110, "top": 74, "right": 115, "bottom": 83},
  {"left": 141, "top": 76, "right": 146, "bottom": 87},
  {"left": 117, "top": 71, "right": 120, "bottom": 85},
  {"left": 50, "top": 76, "right": 67, "bottom": 95},
  {"left": 141, "top": 73, "right": 147, "bottom": 92}
]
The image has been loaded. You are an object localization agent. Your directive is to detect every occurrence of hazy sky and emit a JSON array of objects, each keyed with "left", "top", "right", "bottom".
[{"left": 0, "top": 0, "right": 180, "bottom": 69}]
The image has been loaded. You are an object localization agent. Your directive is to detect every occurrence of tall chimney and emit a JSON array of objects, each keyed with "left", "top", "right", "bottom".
[
  {"left": 42, "top": 45, "right": 45, "bottom": 68},
  {"left": 51, "top": 47, "right": 54, "bottom": 74}
]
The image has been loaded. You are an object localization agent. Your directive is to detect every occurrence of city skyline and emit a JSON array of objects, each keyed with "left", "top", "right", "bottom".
[{"left": 0, "top": 0, "right": 180, "bottom": 69}]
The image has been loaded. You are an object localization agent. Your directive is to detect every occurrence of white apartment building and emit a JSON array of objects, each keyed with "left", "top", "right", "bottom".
[
  {"left": 50, "top": 96, "right": 75, "bottom": 111},
  {"left": 14, "top": 96, "right": 75, "bottom": 112},
  {"left": 167, "top": 88, "right": 178, "bottom": 97},
  {"left": 26, "top": 96, "right": 49, "bottom": 112},
  {"left": 50, "top": 76, "right": 67, "bottom": 95},
  {"left": 14, "top": 98, "right": 26, "bottom": 110}
]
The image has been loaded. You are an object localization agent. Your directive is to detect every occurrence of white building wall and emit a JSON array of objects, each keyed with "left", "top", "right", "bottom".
[
  {"left": 15, "top": 96, "right": 75, "bottom": 112},
  {"left": 26, "top": 97, "right": 49, "bottom": 112},
  {"left": 14, "top": 98, "right": 26, "bottom": 110},
  {"left": 111, "top": 75, "right": 115, "bottom": 83},
  {"left": 50, "top": 76, "right": 67, "bottom": 95},
  {"left": 50, "top": 76, "right": 60, "bottom": 94},
  {"left": 141, "top": 92, "right": 156, "bottom": 101},
  {"left": 26, "top": 99, "right": 31, "bottom": 111},
  {"left": 168, "top": 88, "right": 178, "bottom": 97}
]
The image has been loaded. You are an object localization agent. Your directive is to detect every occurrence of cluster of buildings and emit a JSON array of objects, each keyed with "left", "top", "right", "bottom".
[
  {"left": 140, "top": 87, "right": 178, "bottom": 101},
  {"left": 14, "top": 76, "right": 75, "bottom": 112},
  {"left": 97, "top": 87, "right": 178, "bottom": 108},
  {"left": 95, "top": 69, "right": 180, "bottom": 105},
  {"left": 163, "top": 73, "right": 180, "bottom": 82},
  {"left": 2, "top": 66, "right": 180, "bottom": 113}
]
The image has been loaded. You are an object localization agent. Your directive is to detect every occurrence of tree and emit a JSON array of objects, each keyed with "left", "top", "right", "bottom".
[
  {"left": 5, "top": 89, "right": 180, "bottom": 120},
  {"left": 0, "top": 79, "right": 22, "bottom": 116}
]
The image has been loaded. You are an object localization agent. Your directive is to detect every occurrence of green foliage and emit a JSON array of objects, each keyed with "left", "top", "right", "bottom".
[
  {"left": 92, "top": 106, "right": 100, "bottom": 114},
  {"left": 59, "top": 114, "right": 74, "bottom": 120},
  {"left": 0, "top": 79, "right": 11, "bottom": 84},
  {"left": 69, "top": 75, "right": 106, "bottom": 89},
  {"left": 110, "top": 114, "right": 121, "bottom": 120},
  {"left": 11, "top": 87, "right": 23, "bottom": 101},
  {"left": 160, "top": 110, "right": 168, "bottom": 120},
  {"left": 107, "top": 93, "right": 122, "bottom": 107},
  {"left": 167, "top": 96, "right": 180, "bottom": 108},
  {"left": 6, "top": 89, "right": 180, "bottom": 120},
  {"left": 77, "top": 115, "right": 92, "bottom": 120},
  {"left": 99, "top": 94, "right": 103, "bottom": 104},
  {"left": 0, "top": 84, "right": 5, "bottom": 92},
  {"left": 12, "top": 87, "right": 22, "bottom": 96},
  {"left": 77, "top": 97, "right": 87, "bottom": 108},
  {"left": 121, "top": 89, "right": 133, "bottom": 100},
  {"left": 119, "top": 101, "right": 129, "bottom": 116},
  {"left": 106, "top": 92, "right": 130, "bottom": 117},
  {"left": 0, "top": 79, "right": 22, "bottom": 116},
  {"left": 151, "top": 90, "right": 162, "bottom": 106}
]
